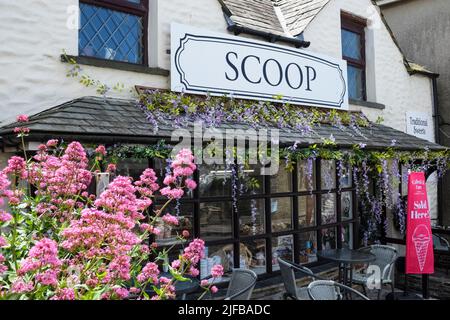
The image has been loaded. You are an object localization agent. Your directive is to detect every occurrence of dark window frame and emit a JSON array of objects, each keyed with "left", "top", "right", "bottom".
[
  {"left": 341, "top": 12, "right": 367, "bottom": 101},
  {"left": 79, "top": 0, "right": 149, "bottom": 66},
  {"left": 144, "top": 154, "right": 358, "bottom": 281}
]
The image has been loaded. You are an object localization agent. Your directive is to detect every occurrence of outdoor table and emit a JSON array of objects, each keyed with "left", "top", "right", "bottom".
[
  {"left": 143, "top": 272, "right": 200, "bottom": 300},
  {"left": 317, "top": 248, "right": 376, "bottom": 290}
]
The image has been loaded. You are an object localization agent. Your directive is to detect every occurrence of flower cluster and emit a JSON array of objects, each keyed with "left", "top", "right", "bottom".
[
  {"left": 137, "top": 262, "right": 160, "bottom": 284},
  {"left": 0, "top": 135, "right": 219, "bottom": 300},
  {"left": 160, "top": 149, "right": 196, "bottom": 200},
  {"left": 18, "top": 239, "right": 62, "bottom": 289},
  {"left": 19, "top": 239, "right": 61, "bottom": 272},
  {"left": 182, "top": 239, "right": 205, "bottom": 265}
]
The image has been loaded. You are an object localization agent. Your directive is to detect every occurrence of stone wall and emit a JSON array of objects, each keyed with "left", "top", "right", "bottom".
[{"left": 395, "top": 270, "right": 450, "bottom": 300}]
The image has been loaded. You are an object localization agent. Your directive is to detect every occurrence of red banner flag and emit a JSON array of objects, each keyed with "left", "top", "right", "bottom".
[{"left": 406, "top": 172, "right": 434, "bottom": 274}]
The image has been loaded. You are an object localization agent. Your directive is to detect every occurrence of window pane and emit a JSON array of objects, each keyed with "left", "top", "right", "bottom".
[
  {"left": 241, "top": 240, "right": 267, "bottom": 275},
  {"left": 199, "top": 164, "right": 231, "bottom": 197},
  {"left": 299, "top": 232, "right": 318, "bottom": 265},
  {"left": 239, "top": 199, "right": 265, "bottom": 236},
  {"left": 116, "top": 158, "right": 148, "bottom": 181},
  {"left": 321, "top": 160, "right": 336, "bottom": 189},
  {"left": 298, "top": 159, "right": 316, "bottom": 191},
  {"left": 154, "top": 202, "right": 194, "bottom": 245},
  {"left": 347, "top": 65, "right": 364, "bottom": 100},
  {"left": 241, "top": 165, "right": 264, "bottom": 195},
  {"left": 321, "top": 227, "right": 337, "bottom": 250},
  {"left": 271, "top": 198, "right": 293, "bottom": 232},
  {"left": 299, "top": 195, "right": 316, "bottom": 227},
  {"left": 272, "top": 235, "right": 294, "bottom": 271},
  {"left": 321, "top": 193, "right": 337, "bottom": 224},
  {"left": 339, "top": 163, "right": 352, "bottom": 188},
  {"left": 271, "top": 165, "right": 292, "bottom": 193},
  {"left": 342, "top": 224, "right": 354, "bottom": 249},
  {"left": 200, "top": 245, "right": 233, "bottom": 281},
  {"left": 79, "top": 3, "right": 144, "bottom": 64},
  {"left": 199, "top": 202, "right": 233, "bottom": 240},
  {"left": 341, "top": 29, "right": 362, "bottom": 60},
  {"left": 341, "top": 192, "right": 353, "bottom": 221}
]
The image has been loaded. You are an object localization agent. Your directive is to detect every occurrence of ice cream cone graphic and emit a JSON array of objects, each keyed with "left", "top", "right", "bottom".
[{"left": 412, "top": 225, "right": 430, "bottom": 272}]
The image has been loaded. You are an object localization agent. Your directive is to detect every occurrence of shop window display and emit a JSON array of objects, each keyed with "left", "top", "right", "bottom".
[{"left": 272, "top": 235, "right": 294, "bottom": 271}]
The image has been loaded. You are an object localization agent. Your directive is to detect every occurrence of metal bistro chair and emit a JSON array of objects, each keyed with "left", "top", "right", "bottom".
[
  {"left": 351, "top": 245, "right": 398, "bottom": 300},
  {"left": 223, "top": 268, "right": 257, "bottom": 300},
  {"left": 308, "top": 280, "right": 370, "bottom": 300},
  {"left": 278, "top": 257, "right": 326, "bottom": 300}
]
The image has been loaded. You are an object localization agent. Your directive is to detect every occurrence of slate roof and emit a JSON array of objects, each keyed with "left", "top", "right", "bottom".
[
  {"left": 219, "top": 0, "right": 330, "bottom": 37},
  {"left": 0, "top": 96, "right": 445, "bottom": 151}
]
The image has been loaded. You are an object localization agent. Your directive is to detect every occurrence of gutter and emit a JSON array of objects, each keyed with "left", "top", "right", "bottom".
[{"left": 226, "top": 23, "right": 310, "bottom": 49}]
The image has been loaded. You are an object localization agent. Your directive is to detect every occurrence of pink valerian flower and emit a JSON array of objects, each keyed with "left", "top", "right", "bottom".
[
  {"left": 19, "top": 238, "right": 62, "bottom": 274},
  {"left": 11, "top": 279, "right": 34, "bottom": 294},
  {"left": 46, "top": 139, "right": 59, "bottom": 148},
  {"left": 0, "top": 171, "right": 11, "bottom": 193},
  {"left": 17, "top": 114, "right": 29, "bottom": 123},
  {"left": 3, "top": 189, "right": 23, "bottom": 206},
  {"left": 108, "top": 255, "right": 132, "bottom": 281},
  {"left": 35, "top": 269, "right": 59, "bottom": 287},
  {"left": 64, "top": 141, "right": 89, "bottom": 165},
  {"left": 211, "top": 265, "right": 224, "bottom": 278},
  {"left": 114, "top": 287, "right": 129, "bottom": 299},
  {"left": 3, "top": 156, "right": 27, "bottom": 179},
  {"left": 134, "top": 168, "right": 159, "bottom": 197},
  {"left": 136, "top": 197, "right": 153, "bottom": 212},
  {"left": 28, "top": 142, "right": 92, "bottom": 201},
  {"left": 95, "top": 176, "right": 144, "bottom": 221},
  {"left": 162, "top": 214, "right": 179, "bottom": 226},
  {"left": 150, "top": 242, "right": 158, "bottom": 249},
  {"left": 140, "top": 244, "right": 150, "bottom": 255},
  {"left": 106, "top": 163, "right": 117, "bottom": 173},
  {"left": 13, "top": 127, "right": 30, "bottom": 135},
  {"left": 211, "top": 286, "right": 218, "bottom": 294},
  {"left": 140, "top": 223, "right": 151, "bottom": 232},
  {"left": 137, "top": 262, "right": 160, "bottom": 284},
  {"left": 159, "top": 278, "right": 179, "bottom": 299},
  {"left": 95, "top": 145, "right": 107, "bottom": 156},
  {"left": 37, "top": 144, "right": 47, "bottom": 152},
  {"left": 200, "top": 280, "right": 209, "bottom": 287},
  {"left": 182, "top": 230, "right": 190, "bottom": 238},
  {"left": 160, "top": 283, "right": 176, "bottom": 300},
  {"left": 51, "top": 288, "right": 76, "bottom": 300},
  {"left": 171, "top": 149, "right": 197, "bottom": 178},
  {"left": 61, "top": 208, "right": 142, "bottom": 277},
  {"left": 182, "top": 239, "right": 205, "bottom": 265},
  {"left": 0, "top": 211, "right": 12, "bottom": 223},
  {"left": 171, "top": 260, "right": 181, "bottom": 269},
  {"left": 163, "top": 175, "right": 176, "bottom": 186},
  {"left": 189, "top": 267, "right": 199, "bottom": 277},
  {"left": 185, "top": 179, "right": 197, "bottom": 190},
  {"left": 159, "top": 277, "right": 171, "bottom": 284},
  {"left": 160, "top": 187, "right": 184, "bottom": 199},
  {"left": 129, "top": 287, "right": 140, "bottom": 294}
]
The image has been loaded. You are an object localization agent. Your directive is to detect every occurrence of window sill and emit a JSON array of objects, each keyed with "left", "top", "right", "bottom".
[
  {"left": 349, "top": 98, "right": 385, "bottom": 110},
  {"left": 61, "top": 55, "right": 170, "bottom": 77}
]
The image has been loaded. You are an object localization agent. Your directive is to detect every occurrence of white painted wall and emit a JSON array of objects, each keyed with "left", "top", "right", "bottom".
[{"left": 0, "top": 0, "right": 437, "bottom": 217}]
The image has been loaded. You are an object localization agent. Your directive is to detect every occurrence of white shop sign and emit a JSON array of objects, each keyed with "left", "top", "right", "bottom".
[
  {"left": 171, "top": 23, "right": 349, "bottom": 109},
  {"left": 406, "top": 112, "right": 434, "bottom": 142}
]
